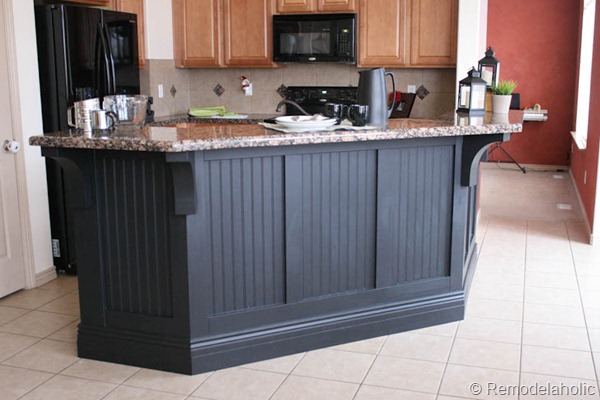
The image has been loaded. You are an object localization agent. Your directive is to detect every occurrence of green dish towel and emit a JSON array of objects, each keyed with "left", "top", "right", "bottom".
[{"left": 188, "top": 106, "right": 239, "bottom": 118}]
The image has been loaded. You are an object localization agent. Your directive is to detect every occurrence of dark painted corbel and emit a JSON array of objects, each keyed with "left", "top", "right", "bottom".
[
  {"left": 166, "top": 152, "right": 197, "bottom": 215},
  {"left": 461, "top": 132, "right": 511, "bottom": 187}
]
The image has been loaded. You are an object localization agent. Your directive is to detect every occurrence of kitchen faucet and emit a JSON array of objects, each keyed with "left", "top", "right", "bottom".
[{"left": 275, "top": 100, "right": 311, "bottom": 116}]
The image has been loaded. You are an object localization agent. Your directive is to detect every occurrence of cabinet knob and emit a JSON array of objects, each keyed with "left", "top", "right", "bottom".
[{"left": 3, "top": 139, "right": 20, "bottom": 154}]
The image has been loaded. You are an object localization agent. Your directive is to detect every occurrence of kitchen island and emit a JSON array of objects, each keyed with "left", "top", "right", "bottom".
[{"left": 30, "top": 113, "right": 523, "bottom": 374}]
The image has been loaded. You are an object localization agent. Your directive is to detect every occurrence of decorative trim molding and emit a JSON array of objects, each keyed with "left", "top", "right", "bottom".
[
  {"left": 2, "top": 0, "right": 37, "bottom": 289},
  {"left": 569, "top": 167, "right": 594, "bottom": 245},
  {"left": 35, "top": 266, "right": 57, "bottom": 287}
]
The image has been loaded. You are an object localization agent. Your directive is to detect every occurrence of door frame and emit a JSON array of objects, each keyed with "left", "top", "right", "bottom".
[{"left": 2, "top": 0, "right": 38, "bottom": 289}]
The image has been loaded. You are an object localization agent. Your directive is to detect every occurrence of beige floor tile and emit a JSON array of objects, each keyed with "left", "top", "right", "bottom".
[
  {"left": 457, "top": 317, "right": 521, "bottom": 344},
  {"left": 330, "top": 336, "right": 386, "bottom": 355},
  {"left": 363, "top": 355, "right": 445, "bottom": 393},
  {"left": 39, "top": 275, "right": 79, "bottom": 294},
  {"left": 380, "top": 332, "right": 453, "bottom": 362},
  {"left": 240, "top": 352, "right": 305, "bottom": 374},
  {"left": 61, "top": 358, "right": 140, "bottom": 384},
  {"left": 0, "top": 289, "right": 64, "bottom": 309},
  {"left": 291, "top": 349, "right": 375, "bottom": 383},
  {"left": 411, "top": 321, "right": 459, "bottom": 337},
  {"left": 3, "top": 339, "right": 78, "bottom": 373},
  {"left": 0, "top": 332, "right": 39, "bottom": 362},
  {"left": 465, "top": 298, "right": 523, "bottom": 321},
  {"left": 192, "top": 367, "right": 286, "bottom": 400},
  {"left": 477, "top": 255, "right": 526, "bottom": 271},
  {"left": 0, "top": 365, "right": 53, "bottom": 400},
  {"left": 519, "top": 372, "right": 600, "bottom": 399},
  {"left": 18, "top": 374, "right": 116, "bottom": 400},
  {"left": 524, "top": 286, "right": 582, "bottom": 307},
  {"left": 354, "top": 385, "right": 435, "bottom": 400},
  {"left": 468, "top": 282, "right": 524, "bottom": 303},
  {"left": 38, "top": 292, "right": 80, "bottom": 316},
  {"left": 526, "top": 256, "right": 575, "bottom": 274},
  {"left": 585, "top": 307, "right": 600, "bottom": 328},
  {"left": 524, "top": 303, "right": 585, "bottom": 327},
  {"left": 521, "top": 345, "right": 596, "bottom": 380},
  {"left": 580, "top": 289, "right": 600, "bottom": 309},
  {"left": 523, "top": 322, "right": 590, "bottom": 351},
  {"left": 522, "top": 322, "right": 590, "bottom": 351},
  {"left": 525, "top": 271, "right": 578, "bottom": 290},
  {"left": 0, "top": 305, "right": 28, "bottom": 326},
  {"left": 448, "top": 338, "right": 520, "bottom": 371},
  {"left": 269, "top": 375, "right": 358, "bottom": 400},
  {"left": 0, "top": 310, "right": 77, "bottom": 338},
  {"left": 47, "top": 320, "right": 79, "bottom": 342},
  {"left": 103, "top": 385, "right": 186, "bottom": 400},
  {"left": 124, "top": 368, "right": 211, "bottom": 395},
  {"left": 439, "top": 364, "right": 519, "bottom": 399},
  {"left": 587, "top": 328, "right": 600, "bottom": 352},
  {"left": 471, "top": 269, "right": 525, "bottom": 288}
]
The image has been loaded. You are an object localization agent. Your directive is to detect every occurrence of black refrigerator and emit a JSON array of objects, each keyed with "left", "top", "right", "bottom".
[{"left": 35, "top": 2, "right": 141, "bottom": 274}]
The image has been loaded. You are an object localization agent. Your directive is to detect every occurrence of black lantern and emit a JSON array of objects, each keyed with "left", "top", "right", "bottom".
[
  {"left": 478, "top": 47, "right": 500, "bottom": 88},
  {"left": 457, "top": 67, "right": 487, "bottom": 115}
]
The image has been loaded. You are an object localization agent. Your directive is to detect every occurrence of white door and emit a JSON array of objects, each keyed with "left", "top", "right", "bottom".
[{"left": 0, "top": 0, "right": 26, "bottom": 298}]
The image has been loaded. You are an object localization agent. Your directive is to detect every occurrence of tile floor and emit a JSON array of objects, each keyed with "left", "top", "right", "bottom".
[{"left": 1, "top": 164, "right": 599, "bottom": 400}]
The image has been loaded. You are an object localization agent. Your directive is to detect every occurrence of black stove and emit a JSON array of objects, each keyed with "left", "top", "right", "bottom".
[{"left": 284, "top": 86, "right": 358, "bottom": 115}]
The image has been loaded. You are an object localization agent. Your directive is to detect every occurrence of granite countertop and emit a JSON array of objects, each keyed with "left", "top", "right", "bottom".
[{"left": 30, "top": 111, "right": 524, "bottom": 153}]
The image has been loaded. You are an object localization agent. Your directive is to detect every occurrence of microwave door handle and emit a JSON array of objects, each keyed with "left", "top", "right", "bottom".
[{"left": 94, "top": 23, "right": 106, "bottom": 95}]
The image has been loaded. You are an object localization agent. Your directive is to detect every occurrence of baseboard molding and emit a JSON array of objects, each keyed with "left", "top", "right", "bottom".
[
  {"left": 35, "top": 266, "right": 57, "bottom": 287},
  {"left": 568, "top": 168, "right": 594, "bottom": 245}
]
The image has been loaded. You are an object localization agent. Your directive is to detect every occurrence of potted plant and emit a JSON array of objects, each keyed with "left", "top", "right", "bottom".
[{"left": 491, "top": 80, "right": 517, "bottom": 114}]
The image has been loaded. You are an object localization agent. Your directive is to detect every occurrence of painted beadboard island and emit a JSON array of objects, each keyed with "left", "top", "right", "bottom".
[{"left": 30, "top": 112, "right": 523, "bottom": 374}]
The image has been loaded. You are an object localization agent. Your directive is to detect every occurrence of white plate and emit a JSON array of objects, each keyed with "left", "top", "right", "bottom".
[{"left": 275, "top": 115, "right": 338, "bottom": 131}]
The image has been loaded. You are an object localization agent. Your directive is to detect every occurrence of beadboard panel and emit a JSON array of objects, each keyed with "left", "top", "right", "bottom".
[
  {"left": 95, "top": 155, "right": 174, "bottom": 317},
  {"left": 376, "top": 145, "right": 454, "bottom": 287},
  {"left": 205, "top": 156, "right": 286, "bottom": 314},
  {"left": 285, "top": 150, "right": 377, "bottom": 301}
]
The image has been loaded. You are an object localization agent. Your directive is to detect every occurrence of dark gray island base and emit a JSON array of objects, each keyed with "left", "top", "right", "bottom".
[{"left": 31, "top": 114, "right": 523, "bottom": 374}]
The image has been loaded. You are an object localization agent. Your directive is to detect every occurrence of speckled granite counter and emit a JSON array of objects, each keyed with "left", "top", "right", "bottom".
[
  {"left": 30, "top": 111, "right": 524, "bottom": 152},
  {"left": 32, "top": 111, "right": 523, "bottom": 375}
]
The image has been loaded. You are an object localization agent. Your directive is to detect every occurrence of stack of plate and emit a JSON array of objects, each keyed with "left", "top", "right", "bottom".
[{"left": 275, "top": 115, "right": 338, "bottom": 131}]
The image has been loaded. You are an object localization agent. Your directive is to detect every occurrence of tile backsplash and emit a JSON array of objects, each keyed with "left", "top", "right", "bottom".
[{"left": 142, "top": 60, "right": 456, "bottom": 119}]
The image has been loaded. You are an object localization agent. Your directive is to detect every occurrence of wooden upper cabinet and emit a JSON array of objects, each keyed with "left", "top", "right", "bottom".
[
  {"left": 223, "top": 0, "right": 274, "bottom": 67},
  {"left": 114, "top": 0, "right": 147, "bottom": 68},
  {"left": 174, "top": 0, "right": 275, "bottom": 68},
  {"left": 317, "top": 0, "right": 356, "bottom": 12},
  {"left": 359, "top": 0, "right": 408, "bottom": 67},
  {"left": 277, "top": 0, "right": 355, "bottom": 13},
  {"left": 410, "top": 0, "right": 457, "bottom": 66},
  {"left": 173, "top": 0, "right": 221, "bottom": 67}
]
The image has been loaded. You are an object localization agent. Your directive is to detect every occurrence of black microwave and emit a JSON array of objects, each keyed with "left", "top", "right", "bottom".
[{"left": 273, "top": 13, "right": 356, "bottom": 64}]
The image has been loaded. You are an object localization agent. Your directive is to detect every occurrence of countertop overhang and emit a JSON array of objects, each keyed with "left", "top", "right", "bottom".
[{"left": 30, "top": 111, "right": 524, "bottom": 152}]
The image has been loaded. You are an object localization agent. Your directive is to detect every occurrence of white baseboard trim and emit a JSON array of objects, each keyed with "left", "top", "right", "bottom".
[
  {"left": 568, "top": 168, "right": 594, "bottom": 245},
  {"left": 35, "top": 266, "right": 57, "bottom": 288}
]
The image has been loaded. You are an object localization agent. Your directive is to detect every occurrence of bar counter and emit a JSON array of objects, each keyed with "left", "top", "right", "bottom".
[{"left": 30, "top": 112, "right": 523, "bottom": 374}]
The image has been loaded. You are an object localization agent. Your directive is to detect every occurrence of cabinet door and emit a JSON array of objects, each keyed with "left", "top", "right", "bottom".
[
  {"left": 317, "top": 0, "right": 356, "bottom": 12},
  {"left": 358, "top": 0, "right": 409, "bottom": 67},
  {"left": 223, "top": 0, "right": 274, "bottom": 67},
  {"left": 173, "top": 0, "right": 221, "bottom": 67},
  {"left": 410, "top": 0, "right": 457, "bottom": 66},
  {"left": 276, "top": 0, "right": 314, "bottom": 13},
  {"left": 116, "top": 0, "right": 147, "bottom": 68}
]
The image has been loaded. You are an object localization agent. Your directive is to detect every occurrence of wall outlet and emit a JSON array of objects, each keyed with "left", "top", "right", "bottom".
[
  {"left": 244, "top": 83, "right": 253, "bottom": 96},
  {"left": 407, "top": 85, "right": 417, "bottom": 93},
  {"left": 158, "top": 84, "right": 164, "bottom": 98}
]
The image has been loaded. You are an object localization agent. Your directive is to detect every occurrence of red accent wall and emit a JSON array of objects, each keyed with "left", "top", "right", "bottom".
[
  {"left": 486, "top": 0, "right": 579, "bottom": 166},
  {"left": 571, "top": 2, "right": 600, "bottom": 230}
]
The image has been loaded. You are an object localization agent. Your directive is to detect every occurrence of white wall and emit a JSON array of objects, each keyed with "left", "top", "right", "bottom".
[
  {"left": 8, "top": 0, "right": 54, "bottom": 280},
  {"left": 456, "top": 0, "right": 488, "bottom": 104},
  {"left": 145, "top": 0, "right": 174, "bottom": 59}
]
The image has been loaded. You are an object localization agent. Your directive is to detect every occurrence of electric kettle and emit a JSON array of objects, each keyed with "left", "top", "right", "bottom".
[{"left": 357, "top": 68, "right": 396, "bottom": 128}]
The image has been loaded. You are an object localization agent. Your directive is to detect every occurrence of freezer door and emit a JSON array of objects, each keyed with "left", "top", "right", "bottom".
[{"left": 102, "top": 10, "right": 140, "bottom": 95}]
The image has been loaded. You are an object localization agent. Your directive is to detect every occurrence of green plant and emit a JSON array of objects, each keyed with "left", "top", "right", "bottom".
[{"left": 491, "top": 80, "right": 517, "bottom": 95}]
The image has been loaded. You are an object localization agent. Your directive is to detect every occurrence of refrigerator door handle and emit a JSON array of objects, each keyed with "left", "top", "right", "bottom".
[{"left": 102, "top": 24, "right": 117, "bottom": 94}]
